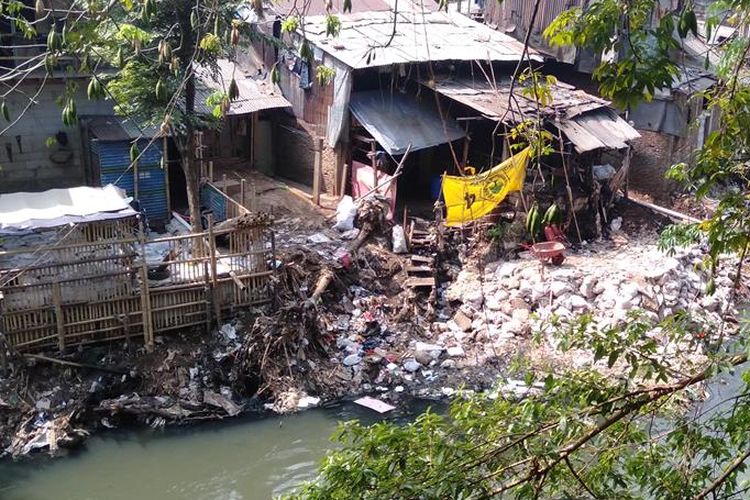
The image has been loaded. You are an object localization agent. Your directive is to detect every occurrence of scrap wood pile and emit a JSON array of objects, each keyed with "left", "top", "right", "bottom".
[{"left": 230, "top": 197, "right": 443, "bottom": 411}]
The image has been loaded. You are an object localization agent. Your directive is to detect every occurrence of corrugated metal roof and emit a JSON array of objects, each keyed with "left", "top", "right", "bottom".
[
  {"left": 483, "top": 0, "right": 580, "bottom": 64},
  {"left": 349, "top": 90, "right": 466, "bottom": 155},
  {"left": 196, "top": 59, "right": 291, "bottom": 116},
  {"left": 556, "top": 109, "right": 641, "bottom": 153},
  {"left": 302, "top": 10, "right": 540, "bottom": 70},
  {"left": 429, "top": 77, "right": 610, "bottom": 122},
  {"left": 428, "top": 77, "right": 639, "bottom": 152},
  {"left": 86, "top": 115, "right": 161, "bottom": 141},
  {"left": 270, "top": 0, "right": 392, "bottom": 16}
]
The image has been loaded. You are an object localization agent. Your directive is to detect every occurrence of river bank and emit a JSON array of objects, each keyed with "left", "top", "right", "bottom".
[{"left": 0, "top": 198, "right": 745, "bottom": 461}]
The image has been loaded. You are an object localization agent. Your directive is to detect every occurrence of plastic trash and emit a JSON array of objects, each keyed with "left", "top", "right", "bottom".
[
  {"left": 333, "top": 195, "right": 357, "bottom": 232},
  {"left": 392, "top": 224, "right": 408, "bottom": 254}
]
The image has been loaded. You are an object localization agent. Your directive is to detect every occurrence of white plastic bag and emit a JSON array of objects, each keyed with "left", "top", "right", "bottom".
[
  {"left": 392, "top": 224, "right": 408, "bottom": 254},
  {"left": 333, "top": 195, "right": 357, "bottom": 232}
]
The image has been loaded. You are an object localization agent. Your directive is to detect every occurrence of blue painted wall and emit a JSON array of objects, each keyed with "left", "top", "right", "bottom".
[{"left": 91, "top": 138, "right": 169, "bottom": 224}]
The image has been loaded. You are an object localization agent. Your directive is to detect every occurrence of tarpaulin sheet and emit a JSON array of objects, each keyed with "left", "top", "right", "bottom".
[
  {"left": 0, "top": 184, "right": 136, "bottom": 233},
  {"left": 351, "top": 161, "right": 397, "bottom": 220},
  {"left": 443, "top": 147, "right": 530, "bottom": 226},
  {"left": 349, "top": 91, "right": 465, "bottom": 156}
]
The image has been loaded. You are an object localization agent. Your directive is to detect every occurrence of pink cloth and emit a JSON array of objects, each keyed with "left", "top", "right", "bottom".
[{"left": 351, "top": 161, "right": 397, "bottom": 220}]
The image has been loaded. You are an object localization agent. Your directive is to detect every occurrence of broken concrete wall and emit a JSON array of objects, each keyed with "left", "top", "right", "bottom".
[{"left": 0, "top": 79, "right": 114, "bottom": 194}]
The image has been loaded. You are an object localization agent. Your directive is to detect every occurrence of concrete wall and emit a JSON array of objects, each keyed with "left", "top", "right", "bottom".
[{"left": 0, "top": 78, "right": 114, "bottom": 194}]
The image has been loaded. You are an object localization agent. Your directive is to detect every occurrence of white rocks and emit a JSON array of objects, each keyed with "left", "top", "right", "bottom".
[
  {"left": 446, "top": 345, "right": 465, "bottom": 357},
  {"left": 495, "top": 262, "right": 518, "bottom": 279},
  {"left": 551, "top": 280, "right": 573, "bottom": 297},
  {"left": 415, "top": 342, "right": 443, "bottom": 360},
  {"left": 619, "top": 282, "right": 640, "bottom": 301},
  {"left": 567, "top": 294, "right": 589, "bottom": 310},
  {"left": 511, "top": 308, "right": 530, "bottom": 323},
  {"left": 580, "top": 276, "right": 598, "bottom": 299}
]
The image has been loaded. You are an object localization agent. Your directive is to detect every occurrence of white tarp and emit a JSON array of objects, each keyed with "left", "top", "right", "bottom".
[
  {"left": 326, "top": 58, "right": 353, "bottom": 148},
  {"left": 0, "top": 184, "right": 135, "bottom": 232}
]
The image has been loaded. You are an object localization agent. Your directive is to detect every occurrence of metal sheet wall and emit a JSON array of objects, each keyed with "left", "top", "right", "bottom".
[
  {"left": 92, "top": 139, "right": 169, "bottom": 224},
  {"left": 200, "top": 183, "right": 227, "bottom": 222}
]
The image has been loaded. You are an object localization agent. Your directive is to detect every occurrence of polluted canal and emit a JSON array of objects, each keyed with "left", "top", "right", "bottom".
[{"left": 0, "top": 400, "right": 440, "bottom": 500}]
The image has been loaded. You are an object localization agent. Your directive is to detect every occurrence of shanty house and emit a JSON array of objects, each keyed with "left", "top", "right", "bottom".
[
  {"left": 250, "top": 0, "right": 639, "bottom": 219},
  {"left": 482, "top": 0, "right": 720, "bottom": 199}
]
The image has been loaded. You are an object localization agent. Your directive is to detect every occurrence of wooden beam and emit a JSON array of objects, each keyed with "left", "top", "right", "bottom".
[{"left": 313, "top": 137, "right": 323, "bottom": 205}]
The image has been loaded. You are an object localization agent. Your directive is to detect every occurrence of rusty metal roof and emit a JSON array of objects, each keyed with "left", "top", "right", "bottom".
[
  {"left": 556, "top": 109, "right": 641, "bottom": 153},
  {"left": 428, "top": 77, "right": 640, "bottom": 152},
  {"left": 86, "top": 115, "right": 161, "bottom": 141},
  {"left": 196, "top": 59, "right": 291, "bottom": 116},
  {"left": 301, "top": 9, "right": 540, "bottom": 70}
]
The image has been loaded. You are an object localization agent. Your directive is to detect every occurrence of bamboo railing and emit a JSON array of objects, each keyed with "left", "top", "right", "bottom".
[{"left": 0, "top": 216, "right": 274, "bottom": 353}]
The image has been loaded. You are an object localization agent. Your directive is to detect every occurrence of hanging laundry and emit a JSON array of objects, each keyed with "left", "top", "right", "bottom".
[{"left": 442, "top": 147, "right": 530, "bottom": 226}]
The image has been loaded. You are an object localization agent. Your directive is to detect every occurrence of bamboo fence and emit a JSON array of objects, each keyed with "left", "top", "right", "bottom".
[{"left": 0, "top": 215, "right": 274, "bottom": 353}]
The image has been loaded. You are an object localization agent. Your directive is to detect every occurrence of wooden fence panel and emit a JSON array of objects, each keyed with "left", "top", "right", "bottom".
[{"left": 0, "top": 216, "right": 275, "bottom": 353}]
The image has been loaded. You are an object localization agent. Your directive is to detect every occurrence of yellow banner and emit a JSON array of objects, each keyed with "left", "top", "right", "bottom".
[{"left": 442, "top": 147, "right": 530, "bottom": 227}]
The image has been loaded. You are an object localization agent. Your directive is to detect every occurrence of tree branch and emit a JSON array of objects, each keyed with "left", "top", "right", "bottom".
[{"left": 694, "top": 448, "right": 750, "bottom": 500}]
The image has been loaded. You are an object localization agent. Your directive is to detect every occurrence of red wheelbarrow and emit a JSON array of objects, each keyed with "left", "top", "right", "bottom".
[{"left": 529, "top": 241, "right": 565, "bottom": 265}]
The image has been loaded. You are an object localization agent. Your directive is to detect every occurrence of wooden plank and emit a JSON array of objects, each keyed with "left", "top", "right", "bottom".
[
  {"left": 404, "top": 277, "right": 436, "bottom": 288},
  {"left": 410, "top": 255, "right": 434, "bottom": 264},
  {"left": 313, "top": 137, "right": 323, "bottom": 206},
  {"left": 406, "top": 265, "right": 433, "bottom": 273}
]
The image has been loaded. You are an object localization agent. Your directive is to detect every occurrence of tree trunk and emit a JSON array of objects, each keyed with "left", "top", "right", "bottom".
[{"left": 183, "top": 71, "right": 202, "bottom": 233}]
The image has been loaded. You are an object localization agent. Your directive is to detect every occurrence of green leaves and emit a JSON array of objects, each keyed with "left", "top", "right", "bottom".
[
  {"left": 0, "top": 100, "right": 10, "bottom": 122},
  {"left": 199, "top": 33, "right": 221, "bottom": 54},
  {"left": 325, "top": 14, "right": 341, "bottom": 37},
  {"left": 315, "top": 65, "right": 336, "bottom": 86},
  {"left": 87, "top": 77, "right": 105, "bottom": 100},
  {"left": 61, "top": 98, "right": 77, "bottom": 126},
  {"left": 677, "top": 6, "right": 699, "bottom": 39},
  {"left": 281, "top": 16, "right": 299, "bottom": 34}
]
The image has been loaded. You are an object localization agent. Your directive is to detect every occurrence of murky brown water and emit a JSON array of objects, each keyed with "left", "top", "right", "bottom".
[{"left": 0, "top": 403, "right": 400, "bottom": 500}]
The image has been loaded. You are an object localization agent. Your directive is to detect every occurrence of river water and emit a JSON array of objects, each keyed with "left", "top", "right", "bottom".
[
  {"left": 0, "top": 366, "right": 745, "bottom": 500},
  {"left": 0, "top": 400, "right": 440, "bottom": 500}
]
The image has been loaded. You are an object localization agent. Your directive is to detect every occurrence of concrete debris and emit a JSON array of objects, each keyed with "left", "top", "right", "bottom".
[{"left": 354, "top": 396, "right": 396, "bottom": 413}]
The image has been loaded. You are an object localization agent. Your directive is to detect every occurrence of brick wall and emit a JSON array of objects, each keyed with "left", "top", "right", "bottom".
[
  {"left": 1, "top": 79, "right": 114, "bottom": 194},
  {"left": 629, "top": 130, "right": 695, "bottom": 202},
  {"left": 274, "top": 113, "right": 339, "bottom": 193}
]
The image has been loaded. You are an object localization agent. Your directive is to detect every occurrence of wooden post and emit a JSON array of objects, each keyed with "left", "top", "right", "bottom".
[
  {"left": 208, "top": 160, "right": 214, "bottom": 183},
  {"left": 122, "top": 313, "right": 132, "bottom": 354},
  {"left": 250, "top": 113, "right": 257, "bottom": 168},
  {"left": 138, "top": 266, "right": 154, "bottom": 352},
  {"left": 251, "top": 180, "right": 257, "bottom": 212},
  {"left": 133, "top": 158, "right": 140, "bottom": 201},
  {"left": 240, "top": 178, "right": 247, "bottom": 209},
  {"left": 163, "top": 136, "right": 171, "bottom": 214},
  {"left": 340, "top": 163, "right": 349, "bottom": 199},
  {"left": 203, "top": 261, "right": 212, "bottom": 334},
  {"left": 461, "top": 122, "right": 470, "bottom": 167},
  {"left": 221, "top": 173, "right": 227, "bottom": 194},
  {"left": 138, "top": 218, "right": 154, "bottom": 352},
  {"left": 370, "top": 140, "right": 377, "bottom": 192},
  {"left": 207, "top": 215, "right": 222, "bottom": 324},
  {"left": 52, "top": 282, "right": 65, "bottom": 353},
  {"left": 313, "top": 137, "right": 323, "bottom": 205}
]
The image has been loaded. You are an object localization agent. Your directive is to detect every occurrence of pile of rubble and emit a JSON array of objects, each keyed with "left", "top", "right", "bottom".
[{"left": 3, "top": 196, "right": 746, "bottom": 458}]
